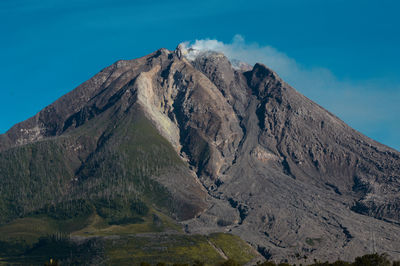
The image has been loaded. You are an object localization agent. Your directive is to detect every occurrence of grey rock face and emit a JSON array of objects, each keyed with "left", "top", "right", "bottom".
[
  {"left": 1, "top": 47, "right": 399, "bottom": 263},
  {"left": 185, "top": 58, "right": 400, "bottom": 263}
]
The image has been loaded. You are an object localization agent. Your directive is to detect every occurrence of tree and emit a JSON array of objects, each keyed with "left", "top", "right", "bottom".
[{"left": 353, "top": 253, "right": 391, "bottom": 266}]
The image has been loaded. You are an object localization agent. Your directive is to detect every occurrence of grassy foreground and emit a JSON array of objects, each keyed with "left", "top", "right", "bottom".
[{"left": 0, "top": 212, "right": 257, "bottom": 265}]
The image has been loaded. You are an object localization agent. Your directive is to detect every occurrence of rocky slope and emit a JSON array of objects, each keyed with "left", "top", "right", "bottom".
[{"left": 0, "top": 45, "right": 399, "bottom": 263}]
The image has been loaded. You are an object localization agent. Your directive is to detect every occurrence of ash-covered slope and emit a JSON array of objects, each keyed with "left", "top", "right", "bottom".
[
  {"left": 184, "top": 50, "right": 400, "bottom": 262},
  {"left": 0, "top": 45, "right": 399, "bottom": 263}
]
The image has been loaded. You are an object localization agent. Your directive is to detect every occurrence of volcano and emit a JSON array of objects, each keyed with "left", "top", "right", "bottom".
[{"left": 0, "top": 45, "right": 399, "bottom": 264}]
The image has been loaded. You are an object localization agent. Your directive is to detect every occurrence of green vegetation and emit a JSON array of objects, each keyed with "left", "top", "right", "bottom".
[
  {"left": 0, "top": 111, "right": 202, "bottom": 264},
  {"left": 106, "top": 234, "right": 221, "bottom": 265},
  {"left": 0, "top": 217, "right": 60, "bottom": 244},
  {"left": 0, "top": 202, "right": 180, "bottom": 243},
  {"left": 208, "top": 233, "right": 257, "bottom": 265},
  {"left": 33, "top": 199, "right": 94, "bottom": 220},
  {"left": 352, "top": 253, "right": 391, "bottom": 266},
  {"left": 72, "top": 209, "right": 179, "bottom": 236},
  {"left": 0, "top": 234, "right": 104, "bottom": 265},
  {"left": 220, "top": 259, "right": 241, "bottom": 266},
  {"left": 0, "top": 140, "right": 75, "bottom": 223},
  {"left": 103, "top": 233, "right": 256, "bottom": 265},
  {"left": 0, "top": 110, "right": 188, "bottom": 225},
  {"left": 0, "top": 233, "right": 257, "bottom": 265}
]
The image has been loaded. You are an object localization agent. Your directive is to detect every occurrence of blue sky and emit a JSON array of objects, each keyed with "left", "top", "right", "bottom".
[{"left": 1, "top": 0, "right": 399, "bottom": 151}]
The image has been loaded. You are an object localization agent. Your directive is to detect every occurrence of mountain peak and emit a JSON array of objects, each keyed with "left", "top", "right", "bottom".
[
  {"left": 176, "top": 42, "right": 225, "bottom": 62},
  {"left": 176, "top": 42, "right": 251, "bottom": 72}
]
